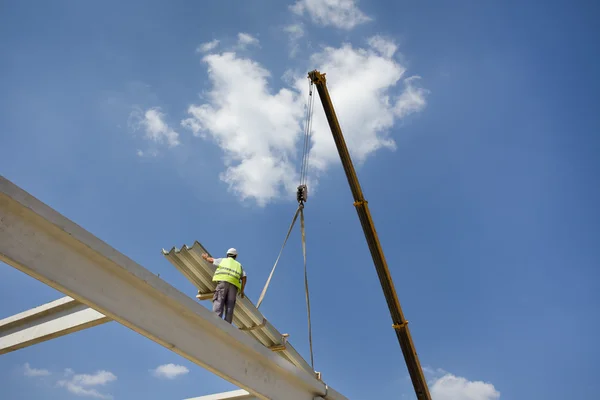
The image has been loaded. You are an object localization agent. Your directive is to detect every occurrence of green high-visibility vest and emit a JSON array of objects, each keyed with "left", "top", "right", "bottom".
[{"left": 213, "top": 258, "right": 243, "bottom": 290}]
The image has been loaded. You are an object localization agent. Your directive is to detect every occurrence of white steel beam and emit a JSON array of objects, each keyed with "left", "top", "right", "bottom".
[
  {"left": 0, "top": 298, "right": 318, "bottom": 400},
  {"left": 183, "top": 390, "right": 325, "bottom": 400},
  {"left": 184, "top": 389, "right": 255, "bottom": 400},
  {"left": 0, "top": 176, "right": 346, "bottom": 400},
  {"left": 0, "top": 296, "right": 109, "bottom": 355}
]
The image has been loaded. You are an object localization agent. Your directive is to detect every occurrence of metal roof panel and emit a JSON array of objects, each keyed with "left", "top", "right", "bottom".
[{"left": 162, "top": 241, "right": 315, "bottom": 376}]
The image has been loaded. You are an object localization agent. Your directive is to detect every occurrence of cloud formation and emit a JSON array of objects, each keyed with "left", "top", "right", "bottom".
[
  {"left": 237, "top": 32, "right": 259, "bottom": 48},
  {"left": 182, "top": 35, "right": 427, "bottom": 205},
  {"left": 181, "top": 51, "right": 304, "bottom": 205},
  {"left": 284, "top": 24, "right": 304, "bottom": 40},
  {"left": 197, "top": 39, "right": 220, "bottom": 53},
  {"left": 129, "top": 106, "right": 180, "bottom": 149},
  {"left": 150, "top": 363, "right": 189, "bottom": 379},
  {"left": 23, "top": 362, "right": 51, "bottom": 377},
  {"left": 431, "top": 373, "right": 500, "bottom": 400},
  {"left": 422, "top": 367, "right": 500, "bottom": 400},
  {"left": 290, "top": 0, "right": 371, "bottom": 30},
  {"left": 57, "top": 369, "right": 117, "bottom": 399},
  {"left": 296, "top": 38, "right": 428, "bottom": 172},
  {"left": 284, "top": 24, "right": 305, "bottom": 57}
]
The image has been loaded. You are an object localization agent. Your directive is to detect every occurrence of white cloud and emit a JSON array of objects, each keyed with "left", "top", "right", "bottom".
[
  {"left": 284, "top": 24, "right": 305, "bottom": 57},
  {"left": 395, "top": 76, "right": 428, "bottom": 117},
  {"left": 421, "top": 367, "right": 500, "bottom": 400},
  {"left": 24, "top": 362, "right": 51, "bottom": 377},
  {"left": 136, "top": 149, "right": 158, "bottom": 158},
  {"left": 129, "top": 106, "right": 180, "bottom": 148},
  {"left": 237, "top": 32, "right": 259, "bottom": 48},
  {"left": 57, "top": 381, "right": 112, "bottom": 399},
  {"left": 182, "top": 35, "right": 427, "bottom": 206},
  {"left": 197, "top": 39, "right": 220, "bottom": 53},
  {"left": 297, "top": 37, "right": 428, "bottom": 173},
  {"left": 151, "top": 363, "right": 189, "bottom": 379},
  {"left": 431, "top": 373, "right": 500, "bottom": 400},
  {"left": 57, "top": 369, "right": 117, "bottom": 400},
  {"left": 290, "top": 0, "right": 371, "bottom": 30},
  {"left": 285, "top": 24, "right": 304, "bottom": 40},
  {"left": 181, "top": 51, "right": 304, "bottom": 205},
  {"left": 70, "top": 371, "right": 117, "bottom": 386},
  {"left": 367, "top": 35, "right": 397, "bottom": 58}
]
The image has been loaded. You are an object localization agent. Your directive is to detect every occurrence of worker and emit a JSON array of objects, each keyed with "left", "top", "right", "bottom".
[{"left": 201, "top": 248, "right": 246, "bottom": 324}]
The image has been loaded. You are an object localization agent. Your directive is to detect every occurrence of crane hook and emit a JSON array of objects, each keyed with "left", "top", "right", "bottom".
[{"left": 297, "top": 184, "right": 308, "bottom": 204}]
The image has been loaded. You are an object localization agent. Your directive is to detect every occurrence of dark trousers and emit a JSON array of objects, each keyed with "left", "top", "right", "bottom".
[{"left": 212, "top": 281, "right": 238, "bottom": 323}]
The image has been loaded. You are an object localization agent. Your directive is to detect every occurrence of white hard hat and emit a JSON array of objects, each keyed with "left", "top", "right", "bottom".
[{"left": 226, "top": 248, "right": 238, "bottom": 256}]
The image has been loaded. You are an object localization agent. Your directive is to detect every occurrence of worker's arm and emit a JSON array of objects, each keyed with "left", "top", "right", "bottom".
[
  {"left": 240, "top": 276, "right": 247, "bottom": 298},
  {"left": 201, "top": 253, "right": 215, "bottom": 263}
]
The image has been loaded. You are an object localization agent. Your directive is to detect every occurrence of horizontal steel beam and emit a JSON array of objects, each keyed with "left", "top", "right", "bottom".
[
  {"left": 0, "top": 176, "right": 346, "bottom": 400},
  {"left": 0, "top": 298, "right": 316, "bottom": 400},
  {"left": 0, "top": 296, "right": 109, "bottom": 355}
]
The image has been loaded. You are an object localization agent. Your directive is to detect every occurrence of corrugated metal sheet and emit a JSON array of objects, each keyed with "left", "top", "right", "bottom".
[{"left": 162, "top": 241, "right": 315, "bottom": 376}]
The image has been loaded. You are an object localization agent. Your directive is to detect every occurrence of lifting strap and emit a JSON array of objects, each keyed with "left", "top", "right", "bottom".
[
  {"left": 256, "top": 204, "right": 302, "bottom": 309},
  {"left": 255, "top": 78, "right": 316, "bottom": 369},
  {"left": 300, "top": 205, "right": 314, "bottom": 368}
]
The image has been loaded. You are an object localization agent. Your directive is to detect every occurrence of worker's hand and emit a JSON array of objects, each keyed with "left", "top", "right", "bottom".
[
  {"left": 240, "top": 292, "right": 245, "bottom": 299},
  {"left": 201, "top": 253, "right": 208, "bottom": 260}
]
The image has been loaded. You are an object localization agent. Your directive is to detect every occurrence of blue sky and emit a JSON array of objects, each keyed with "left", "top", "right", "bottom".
[{"left": 1, "top": 0, "right": 599, "bottom": 399}]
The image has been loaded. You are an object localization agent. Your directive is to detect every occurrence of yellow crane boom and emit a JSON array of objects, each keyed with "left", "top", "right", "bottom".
[{"left": 308, "top": 70, "right": 432, "bottom": 400}]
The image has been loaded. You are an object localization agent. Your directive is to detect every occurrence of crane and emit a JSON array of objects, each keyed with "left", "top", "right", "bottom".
[{"left": 307, "top": 70, "right": 432, "bottom": 400}]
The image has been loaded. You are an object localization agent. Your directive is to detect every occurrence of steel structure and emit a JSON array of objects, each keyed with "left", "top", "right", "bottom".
[
  {"left": 0, "top": 175, "right": 346, "bottom": 400},
  {"left": 184, "top": 390, "right": 255, "bottom": 400},
  {"left": 0, "top": 296, "right": 303, "bottom": 400},
  {"left": 163, "top": 242, "right": 314, "bottom": 375},
  {"left": 0, "top": 296, "right": 109, "bottom": 355}
]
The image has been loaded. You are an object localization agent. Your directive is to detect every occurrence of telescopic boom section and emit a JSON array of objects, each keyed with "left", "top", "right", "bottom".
[{"left": 308, "top": 70, "right": 432, "bottom": 400}]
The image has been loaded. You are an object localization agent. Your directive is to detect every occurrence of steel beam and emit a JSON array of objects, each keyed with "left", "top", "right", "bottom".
[
  {"left": 184, "top": 390, "right": 255, "bottom": 400},
  {"left": 0, "top": 296, "right": 109, "bottom": 355},
  {"left": 183, "top": 390, "right": 325, "bottom": 400},
  {"left": 0, "top": 176, "right": 346, "bottom": 400},
  {"left": 0, "top": 297, "right": 316, "bottom": 400}
]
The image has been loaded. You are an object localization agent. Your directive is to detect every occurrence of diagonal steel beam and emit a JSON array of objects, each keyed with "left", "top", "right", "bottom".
[
  {"left": 0, "top": 175, "right": 346, "bottom": 400},
  {"left": 183, "top": 390, "right": 326, "bottom": 400},
  {"left": 184, "top": 390, "right": 255, "bottom": 400},
  {"left": 0, "top": 299, "right": 318, "bottom": 400},
  {"left": 0, "top": 296, "right": 109, "bottom": 355}
]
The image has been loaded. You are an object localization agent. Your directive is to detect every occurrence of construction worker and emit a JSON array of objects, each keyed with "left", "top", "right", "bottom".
[{"left": 201, "top": 248, "right": 246, "bottom": 324}]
